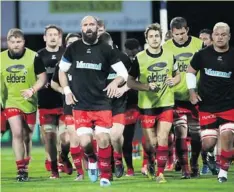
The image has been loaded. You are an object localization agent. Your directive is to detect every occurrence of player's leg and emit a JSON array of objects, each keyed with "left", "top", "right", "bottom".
[
  {"left": 122, "top": 108, "right": 139, "bottom": 176},
  {"left": 141, "top": 136, "right": 149, "bottom": 175},
  {"left": 94, "top": 110, "right": 113, "bottom": 187},
  {"left": 141, "top": 115, "right": 157, "bottom": 180},
  {"left": 5, "top": 108, "right": 27, "bottom": 181},
  {"left": 188, "top": 115, "right": 201, "bottom": 177},
  {"left": 165, "top": 129, "right": 175, "bottom": 171},
  {"left": 39, "top": 109, "right": 59, "bottom": 178},
  {"left": 1, "top": 108, "right": 7, "bottom": 136},
  {"left": 173, "top": 113, "right": 190, "bottom": 178},
  {"left": 74, "top": 110, "right": 97, "bottom": 183},
  {"left": 58, "top": 115, "right": 73, "bottom": 175},
  {"left": 65, "top": 115, "right": 84, "bottom": 181},
  {"left": 22, "top": 112, "right": 36, "bottom": 180},
  {"left": 155, "top": 109, "right": 173, "bottom": 183},
  {"left": 110, "top": 114, "right": 125, "bottom": 178},
  {"left": 218, "top": 110, "right": 234, "bottom": 183}
]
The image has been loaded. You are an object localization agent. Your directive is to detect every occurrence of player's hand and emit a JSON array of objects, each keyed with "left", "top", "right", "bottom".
[
  {"left": 115, "top": 86, "right": 127, "bottom": 98},
  {"left": 103, "top": 81, "right": 118, "bottom": 98},
  {"left": 165, "top": 77, "right": 176, "bottom": 87},
  {"left": 21, "top": 88, "right": 34, "bottom": 100},
  {"left": 65, "top": 93, "right": 78, "bottom": 105},
  {"left": 148, "top": 82, "right": 157, "bottom": 91},
  {"left": 189, "top": 90, "right": 202, "bottom": 105}
]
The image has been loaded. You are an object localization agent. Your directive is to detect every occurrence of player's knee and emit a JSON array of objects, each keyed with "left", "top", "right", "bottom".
[
  {"left": 110, "top": 126, "right": 124, "bottom": 142},
  {"left": 157, "top": 134, "right": 168, "bottom": 146},
  {"left": 95, "top": 127, "right": 110, "bottom": 148},
  {"left": 202, "top": 138, "right": 217, "bottom": 152}
]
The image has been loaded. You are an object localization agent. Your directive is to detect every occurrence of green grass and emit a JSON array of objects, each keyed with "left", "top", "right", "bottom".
[{"left": 1, "top": 147, "right": 234, "bottom": 192}]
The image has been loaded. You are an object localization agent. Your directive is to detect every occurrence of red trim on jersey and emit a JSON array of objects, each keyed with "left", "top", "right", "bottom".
[
  {"left": 140, "top": 109, "right": 173, "bottom": 128},
  {"left": 73, "top": 110, "right": 112, "bottom": 129},
  {"left": 4, "top": 108, "right": 36, "bottom": 125}
]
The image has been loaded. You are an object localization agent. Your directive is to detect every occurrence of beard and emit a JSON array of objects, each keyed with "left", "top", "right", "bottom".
[
  {"left": 9, "top": 48, "right": 24, "bottom": 57},
  {"left": 82, "top": 29, "right": 98, "bottom": 44}
]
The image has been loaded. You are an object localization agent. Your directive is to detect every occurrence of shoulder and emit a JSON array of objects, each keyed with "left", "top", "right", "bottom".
[
  {"left": 0, "top": 50, "right": 8, "bottom": 57},
  {"left": 162, "top": 39, "right": 174, "bottom": 48},
  {"left": 25, "top": 48, "right": 37, "bottom": 59}
]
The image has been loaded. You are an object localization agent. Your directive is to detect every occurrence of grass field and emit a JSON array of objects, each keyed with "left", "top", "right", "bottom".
[{"left": 1, "top": 147, "right": 234, "bottom": 192}]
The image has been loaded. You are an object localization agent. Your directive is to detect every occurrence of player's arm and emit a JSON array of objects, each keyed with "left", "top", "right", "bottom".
[
  {"left": 127, "top": 57, "right": 150, "bottom": 91},
  {"left": 51, "top": 64, "right": 64, "bottom": 94},
  {"left": 166, "top": 57, "right": 181, "bottom": 87},
  {"left": 186, "top": 51, "right": 202, "bottom": 104},
  {"left": 21, "top": 54, "right": 47, "bottom": 100},
  {"left": 104, "top": 47, "right": 128, "bottom": 98},
  {"left": 59, "top": 49, "right": 77, "bottom": 105}
]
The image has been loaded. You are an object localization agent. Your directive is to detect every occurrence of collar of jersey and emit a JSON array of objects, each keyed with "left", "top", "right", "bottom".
[
  {"left": 8, "top": 48, "right": 26, "bottom": 60},
  {"left": 146, "top": 47, "right": 163, "bottom": 58},
  {"left": 172, "top": 36, "right": 192, "bottom": 48}
]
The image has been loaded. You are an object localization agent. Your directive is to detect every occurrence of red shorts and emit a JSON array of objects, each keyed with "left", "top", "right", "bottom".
[
  {"left": 4, "top": 108, "right": 36, "bottom": 125},
  {"left": 39, "top": 108, "right": 63, "bottom": 126},
  {"left": 1, "top": 109, "right": 7, "bottom": 132},
  {"left": 140, "top": 109, "right": 173, "bottom": 128},
  {"left": 199, "top": 109, "right": 234, "bottom": 139},
  {"left": 113, "top": 113, "right": 125, "bottom": 125},
  {"left": 125, "top": 108, "right": 140, "bottom": 125},
  {"left": 174, "top": 103, "right": 199, "bottom": 120},
  {"left": 199, "top": 109, "right": 234, "bottom": 129},
  {"left": 73, "top": 110, "right": 112, "bottom": 129},
  {"left": 59, "top": 114, "right": 74, "bottom": 126}
]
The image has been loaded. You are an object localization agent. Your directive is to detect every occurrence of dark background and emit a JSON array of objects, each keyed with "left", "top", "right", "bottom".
[{"left": 18, "top": 1, "right": 234, "bottom": 51}]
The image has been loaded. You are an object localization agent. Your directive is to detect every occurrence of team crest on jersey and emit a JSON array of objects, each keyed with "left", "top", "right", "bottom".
[
  {"left": 51, "top": 55, "right": 57, "bottom": 60},
  {"left": 86, "top": 49, "right": 91, "bottom": 54}
]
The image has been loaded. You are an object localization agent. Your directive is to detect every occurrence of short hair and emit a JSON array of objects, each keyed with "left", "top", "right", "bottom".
[
  {"left": 7, "top": 28, "right": 24, "bottom": 40},
  {"left": 170, "top": 17, "right": 188, "bottom": 30},
  {"left": 199, "top": 29, "right": 212, "bottom": 36},
  {"left": 144, "top": 23, "right": 162, "bottom": 39},
  {"left": 97, "top": 19, "right": 105, "bottom": 29},
  {"left": 44, "top": 24, "right": 62, "bottom": 35},
  {"left": 213, "top": 22, "right": 230, "bottom": 33},
  {"left": 124, "top": 38, "right": 140, "bottom": 50},
  {"left": 98, "top": 32, "right": 112, "bottom": 43},
  {"left": 65, "top": 33, "right": 82, "bottom": 44}
]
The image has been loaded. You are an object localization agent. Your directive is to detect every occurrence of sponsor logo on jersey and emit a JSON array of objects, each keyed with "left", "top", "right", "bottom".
[
  {"left": 76, "top": 61, "right": 102, "bottom": 70},
  {"left": 174, "top": 52, "right": 193, "bottom": 72},
  {"left": 204, "top": 68, "right": 232, "bottom": 78},
  {"left": 107, "top": 73, "right": 117, "bottom": 80},
  {"left": 6, "top": 64, "right": 26, "bottom": 83},
  {"left": 147, "top": 62, "right": 167, "bottom": 72}
]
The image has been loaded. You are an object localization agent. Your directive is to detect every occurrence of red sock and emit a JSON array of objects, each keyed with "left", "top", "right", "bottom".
[
  {"left": 45, "top": 159, "right": 51, "bottom": 171},
  {"left": 156, "top": 146, "right": 169, "bottom": 176},
  {"left": 220, "top": 150, "right": 232, "bottom": 171},
  {"left": 113, "top": 151, "right": 122, "bottom": 163},
  {"left": 176, "top": 138, "right": 189, "bottom": 173},
  {"left": 168, "top": 134, "right": 174, "bottom": 165},
  {"left": 98, "top": 145, "right": 112, "bottom": 180},
  {"left": 16, "top": 159, "right": 26, "bottom": 171},
  {"left": 70, "top": 146, "right": 84, "bottom": 175},
  {"left": 141, "top": 136, "right": 148, "bottom": 166}
]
